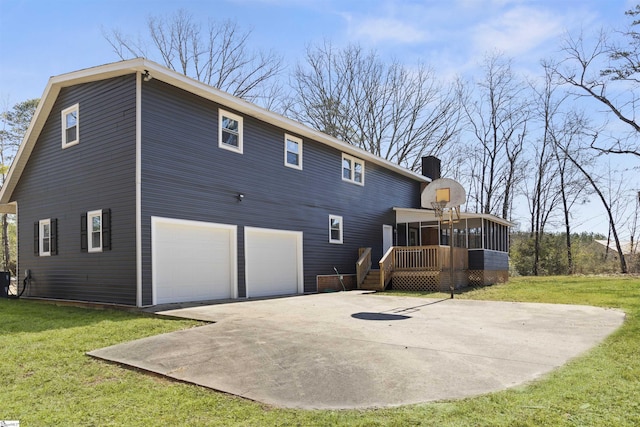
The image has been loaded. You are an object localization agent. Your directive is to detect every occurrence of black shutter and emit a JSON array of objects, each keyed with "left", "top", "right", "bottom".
[
  {"left": 51, "top": 218, "right": 58, "bottom": 255},
  {"left": 102, "top": 208, "right": 111, "bottom": 251},
  {"left": 34, "top": 222, "right": 39, "bottom": 256},
  {"left": 80, "top": 213, "right": 87, "bottom": 252}
]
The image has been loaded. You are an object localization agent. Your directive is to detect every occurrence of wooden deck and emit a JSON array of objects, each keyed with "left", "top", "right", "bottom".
[{"left": 359, "top": 246, "right": 469, "bottom": 291}]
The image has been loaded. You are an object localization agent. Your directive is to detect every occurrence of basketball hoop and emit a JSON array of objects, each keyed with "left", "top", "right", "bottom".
[
  {"left": 423, "top": 178, "right": 468, "bottom": 300},
  {"left": 431, "top": 200, "right": 447, "bottom": 219}
]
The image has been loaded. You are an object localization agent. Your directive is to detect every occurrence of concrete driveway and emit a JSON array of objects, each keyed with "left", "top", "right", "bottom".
[{"left": 88, "top": 291, "right": 624, "bottom": 409}]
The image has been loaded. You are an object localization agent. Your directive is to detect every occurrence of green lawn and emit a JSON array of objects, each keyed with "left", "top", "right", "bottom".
[{"left": 1, "top": 275, "right": 639, "bottom": 426}]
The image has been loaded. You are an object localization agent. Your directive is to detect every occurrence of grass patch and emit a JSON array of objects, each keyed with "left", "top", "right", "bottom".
[{"left": 1, "top": 275, "right": 639, "bottom": 426}]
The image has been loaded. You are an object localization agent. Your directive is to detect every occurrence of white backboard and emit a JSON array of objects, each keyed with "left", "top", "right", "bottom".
[{"left": 421, "top": 178, "right": 466, "bottom": 209}]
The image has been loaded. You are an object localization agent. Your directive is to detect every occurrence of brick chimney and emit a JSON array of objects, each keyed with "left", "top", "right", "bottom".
[{"left": 421, "top": 156, "right": 441, "bottom": 180}]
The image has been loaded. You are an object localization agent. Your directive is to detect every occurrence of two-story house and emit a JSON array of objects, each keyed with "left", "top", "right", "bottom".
[{"left": 0, "top": 59, "right": 511, "bottom": 307}]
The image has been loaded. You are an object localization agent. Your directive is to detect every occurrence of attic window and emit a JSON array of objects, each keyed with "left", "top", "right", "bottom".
[
  {"left": 342, "top": 153, "right": 364, "bottom": 185},
  {"left": 61, "top": 104, "right": 79, "bottom": 149},
  {"left": 219, "top": 109, "right": 243, "bottom": 154},
  {"left": 284, "top": 134, "right": 302, "bottom": 169}
]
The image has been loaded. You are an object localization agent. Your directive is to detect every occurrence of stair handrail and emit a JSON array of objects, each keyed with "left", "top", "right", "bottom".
[
  {"left": 356, "top": 247, "right": 372, "bottom": 287},
  {"left": 379, "top": 246, "right": 395, "bottom": 289}
]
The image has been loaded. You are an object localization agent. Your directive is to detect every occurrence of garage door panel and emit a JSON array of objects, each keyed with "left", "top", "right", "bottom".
[
  {"left": 153, "top": 218, "right": 237, "bottom": 305},
  {"left": 245, "top": 228, "right": 302, "bottom": 298}
]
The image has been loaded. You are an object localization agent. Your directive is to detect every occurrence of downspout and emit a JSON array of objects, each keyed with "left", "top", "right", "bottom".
[{"left": 135, "top": 71, "right": 143, "bottom": 307}]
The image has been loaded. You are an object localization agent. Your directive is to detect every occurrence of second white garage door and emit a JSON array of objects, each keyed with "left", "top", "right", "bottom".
[
  {"left": 245, "top": 227, "right": 303, "bottom": 298},
  {"left": 152, "top": 217, "right": 237, "bottom": 305}
]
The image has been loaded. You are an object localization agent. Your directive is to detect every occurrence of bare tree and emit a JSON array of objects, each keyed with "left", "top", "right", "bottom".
[
  {"left": 523, "top": 65, "right": 574, "bottom": 275},
  {"left": 550, "top": 110, "right": 593, "bottom": 274},
  {"left": 554, "top": 128, "right": 629, "bottom": 273},
  {"left": 460, "top": 53, "right": 529, "bottom": 219},
  {"left": 287, "top": 41, "right": 462, "bottom": 171},
  {"left": 104, "top": 9, "right": 284, "bottom": 106},
  {"left": 522, "top": 135, "right": 562, "bottom": 275},
  {"left": 0, "top": 98, "right": 39, "bottom": 273},
  {"left": 552, "top": 6, "right": 640, "bottom": 158}
]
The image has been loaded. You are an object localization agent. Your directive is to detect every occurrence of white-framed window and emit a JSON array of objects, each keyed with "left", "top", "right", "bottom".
[
  {"left": 39, "top": 219, "right": 51, "bottom": 256},
  {"left": 219, "top": 109, "right": 243, "bottom": 153},
  {"left": 342, "top": 153, "right": 364, "bottom": 185},
  {"left": 35, "top": 218, "right": 57, "bottom": 256},
  {"left": 81, "top": 209, "right": 111, "bottom": 253},
  {"left": 87, "top": 210, "right": 103, "bottom": 253},
  {"left": 329, "top": 215, "right": 343, "bottom": 244},
  {"left": 284, "top": 134, "right": 302, "bottom": 169},
  {"left": 61, "top": 104, "right": 79, "bottom": 149}
]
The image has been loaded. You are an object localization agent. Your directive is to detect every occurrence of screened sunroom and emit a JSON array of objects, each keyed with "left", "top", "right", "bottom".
[{"left": 380, "top": 208, "right": 513, "bottom": 291}]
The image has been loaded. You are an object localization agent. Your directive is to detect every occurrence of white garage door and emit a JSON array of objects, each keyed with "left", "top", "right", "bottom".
[
  {"left": 245, "top": 227, "right": 303, "bottom": 298},
  {"left": 152, "top": 217, "right": 237, "bottom": 305}
]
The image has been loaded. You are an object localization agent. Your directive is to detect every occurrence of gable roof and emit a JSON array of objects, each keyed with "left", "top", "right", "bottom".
[{"left": 0, "top": 58, "right": 429, "bottom": 212}]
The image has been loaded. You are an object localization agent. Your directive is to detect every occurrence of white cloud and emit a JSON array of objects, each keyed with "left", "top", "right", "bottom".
[
  {"left": 348, "top": 16, "right": 429, "bottom": 44},
  {"left": 471, "top": 6, "right": 564, "bottom": 56}
]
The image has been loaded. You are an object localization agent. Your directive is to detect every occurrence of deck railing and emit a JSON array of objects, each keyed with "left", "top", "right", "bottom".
[
  {"left": 379, "top": 246, "right": 395, "bottom": 289},
  {"left": 377, "top": 246, "right": 469, "bottom": 289},
  {"left": 393, "top": 246, "right": 441, "bottom": 270}
]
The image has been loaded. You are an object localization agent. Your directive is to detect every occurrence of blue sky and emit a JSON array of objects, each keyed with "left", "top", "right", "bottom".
[
  {"left": 1, "top": 0, "right": 632, "bottom": 103},
  {"left": 1, "top": 0, "right": 638, "bottom": 237}
]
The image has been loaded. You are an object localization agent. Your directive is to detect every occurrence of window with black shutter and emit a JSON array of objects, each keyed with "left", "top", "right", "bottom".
[
  {"left": 83, "top": 209, "right": 111, "bottom": 253},
  {"left": 35, "top": 218, "right": 57, "bottom": 256}
]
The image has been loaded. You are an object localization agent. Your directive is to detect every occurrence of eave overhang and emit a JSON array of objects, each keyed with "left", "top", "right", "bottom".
[{"left": 393, "top": 207, "right": 516, "bottom": 228}]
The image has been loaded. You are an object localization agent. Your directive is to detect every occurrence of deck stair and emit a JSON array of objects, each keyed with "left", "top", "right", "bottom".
[{"left": 359, "top": 269, "right": 384, "bottom": 291}]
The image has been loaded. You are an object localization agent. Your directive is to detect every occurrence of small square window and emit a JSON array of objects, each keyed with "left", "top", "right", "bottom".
[
  {"left": 329, "top": 215, "right": 343, "bottom": 244},
  {"left": 219, "top": 109, "right": 243, "bottom": 153},
  {"left": 342, "top": 153, "right": 365, "bottom": 185},
  {"left": 61, "top": 104, "right": 79, "bottom": 149},
  {"left": 88, "top": 210, "right": 103, "bottom": 253},
  {"left": 284, "top": 134, "right": 302, "bottom": 170}
]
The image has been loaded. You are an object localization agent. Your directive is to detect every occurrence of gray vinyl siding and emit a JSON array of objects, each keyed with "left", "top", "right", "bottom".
[
  {"left": 468, "top": 250, "right": 509, "bottom": 270},
  {"left": 12, "top": 76, "right": 137, "bottom": 305},
  {"left": 140, "top": 80, "right": 420, "bottom": 304}
]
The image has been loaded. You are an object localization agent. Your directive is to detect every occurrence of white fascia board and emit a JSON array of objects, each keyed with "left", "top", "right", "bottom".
[{"left": 393, "top": 207, "right": 516, "bottom": 227}]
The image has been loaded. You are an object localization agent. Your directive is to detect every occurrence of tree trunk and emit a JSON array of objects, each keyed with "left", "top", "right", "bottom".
[
  {"left": 2, "top": 213, "right": 9, "bottom": 271},
  {"left": 557, "top": 151, "right": 574, "bottom": 274},
  {"left": 533, "top": 230, "right": 540, "bottom": 276},
  {"left": 564, "top": 151, "right": 628, "bottom": 273},
  {"left": 560, "top": 182, "right": 574, "bottom": 275}
]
